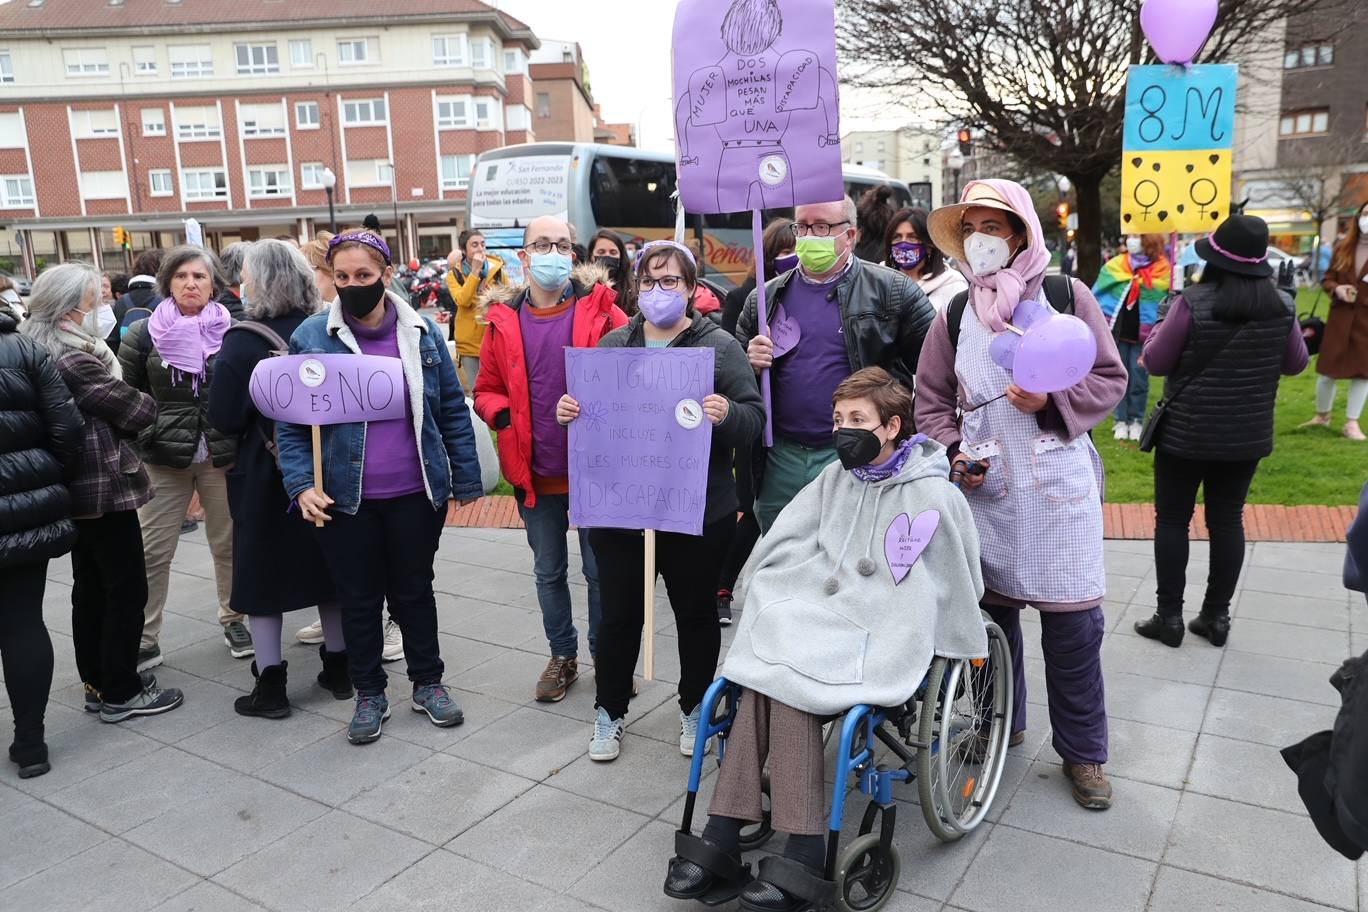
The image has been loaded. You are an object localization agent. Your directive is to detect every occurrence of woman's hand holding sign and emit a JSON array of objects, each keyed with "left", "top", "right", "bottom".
[
  {"left": 299, "top": 488, "right": 334, "bottom": 524},
  {"left": 556, "top": 394, "right": 580, "bottom": 426}
]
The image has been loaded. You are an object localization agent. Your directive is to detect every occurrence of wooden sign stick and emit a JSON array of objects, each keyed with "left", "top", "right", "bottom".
[
  {"left": 643, "top": 529, "right": 657, "bottom": 680},
  {"left": 311, "top": 425, "right": 325, "bottom": 528}
]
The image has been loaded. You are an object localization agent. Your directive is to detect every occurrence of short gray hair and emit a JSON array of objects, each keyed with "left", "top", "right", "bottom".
[
  {"left": 795, "top": 196, "right": 858, "bottom": 229},
  {"left": 19, "top": 262, "right": 102, "bottom": 359},
  {"left": 219, "top": 242, "right": 250, "bottom": 285},
  {"left": 243, "top": 239, "right": 322, "bottom": 320},
  {"left": 156, "top": 245, "right": 223, "bottom": 301}
]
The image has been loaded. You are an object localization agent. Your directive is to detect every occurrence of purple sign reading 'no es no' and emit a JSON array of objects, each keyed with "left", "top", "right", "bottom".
[
  {"left": 672, "top": 0, "right": 843, "bottom": 215},
  {"left": 249, "top": 354, "right": 407, "bottom": 425},
  {"left": 566, "top": 348, "right": 714, "bottom": 536}
]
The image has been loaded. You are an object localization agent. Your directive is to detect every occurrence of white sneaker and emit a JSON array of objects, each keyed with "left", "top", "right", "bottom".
[
  {"left": 680, "top": 705, "right": 711, "bottom": 757},
  {"left": 381, "top": 618, "right": 404, "bottom": 663},
  {"left": 1128, "top": 420, "right": 1144, "bottom": 441},
  {"left": 590, "top": 706, "right": 625, "bottom": 762},
  {"left": 1113, "top": 421, "right": 1129, "bottom": 440},
  {"left": 296, "top": 619, "right": 324, "bottom": 645}
]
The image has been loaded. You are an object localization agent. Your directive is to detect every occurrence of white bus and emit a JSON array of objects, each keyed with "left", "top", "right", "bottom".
[{"left": 466, "top": 142, "right": 927, "bottom": 289}]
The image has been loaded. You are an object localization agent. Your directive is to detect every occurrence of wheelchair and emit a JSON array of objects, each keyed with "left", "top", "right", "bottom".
[{"left": 666, "top": 613, "right": 1013, "bottom": 912}]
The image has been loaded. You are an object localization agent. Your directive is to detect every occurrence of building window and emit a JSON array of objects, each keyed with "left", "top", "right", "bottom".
[
  {"left": 64, "top": 47, "right": 110, "bottom": 77},
  {"left": 79, "top": 170, "right": 127, "bottom": 200},
  {"left": 505, "top": 104, "right": 531, "bottom": 132},
  {"left": 345, "top": 158, "right": 391, "bottom": 187},
  {"left": 337, "top": 38, "right": 373, "bottom": 65},
  {"left": 141, "top": 108, "right": 165, "bottom": 137},
  {"left": 235, "top": 43, "right": 279, "bottom": 76},
  {"left": 300, "top": 162, "right": 327, "bottom": 189},
  {"left": 248, "top": 167, "right": 291, "bottom": 197},
  {"left": 435, "top": 97, "right": 469, "bottom": 129},
  {"left": 289, "top": 39, "right": 313, "bottom": 68},
  {"left": 239, "top": 103, "right": 285, "bottom": 137},
  {"left": 0, "top": 112, "right": 23, "bottom": 148},
  {"left": 132, "top": 46, "right": 157, "bottom": 75},
  {"left": 169, "top": 44, "right": 213, "bottom": 78},
  {"left": 149, "top": 169, "right": 174, "bottom": 196},
  {"left": 535, "top": 92, "right": 551, "bottom": 119},
  {"left": 432, "top": 34, "right": 468, "bottom": 67},
  {"left": 0, "top": 51, "right": 12, "bottom": 84},
  {"left": 1279, "top": 108, "right": 1330, "bottom": 137},
  {"left": 176, "top": 105, "right": 222, "bottom": 140},
  {"left": 855, "top": 141, "right": 863, "bottom": 153},
  {"left": 440, "top": 154, "right": 474, "bottom": 190},
  {"left": 342, "top": 98, "right": 386, "bottom": 126},
  {"left": 471, "top": 36, "right": 493, "bottom": 69},
  {"left": 183, "top": 169, "right": 228, "bottom": 200},
  {"left": 72, "top": 109, "right": 120, "bottom": 138},
  {"left": 295, "top": 101, "right": 320, "bottom": 130},
  {"left": 0, "top": 175, "right": 35, "bottom": 207},
  {"left": 1284, "top": 43, "right": 1333, "bottom": 69},
  {"left": 474, "top": 98, "right": 501, "bottom": 131},
  {"left": 877, "top": 141, "right": 886, "bottom": 152},
  {"left": 503, "top": 48, "right": 525, "bottom": 75}
]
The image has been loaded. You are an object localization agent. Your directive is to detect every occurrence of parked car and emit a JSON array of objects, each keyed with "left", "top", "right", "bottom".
[{"left": 0, "top": 269, "right": 31, "bottom": 296}]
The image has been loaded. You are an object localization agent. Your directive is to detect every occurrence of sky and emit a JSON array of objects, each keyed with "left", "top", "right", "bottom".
[{"left": 489, "top": 0, "right": 918, "bottom": 151}]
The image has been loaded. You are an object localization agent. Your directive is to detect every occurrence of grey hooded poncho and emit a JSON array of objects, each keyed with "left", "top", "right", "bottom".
[{"left": 722, "top": 438, "right": 988, "bottom": 716}]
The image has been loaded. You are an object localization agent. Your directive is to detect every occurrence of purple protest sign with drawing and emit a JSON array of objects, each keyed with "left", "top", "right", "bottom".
[
  {"left": 249, "top": 354, "right": 407, "bottom": 426},
  {"left": 671, "top": 0, "right": 844, "bottom": 216},
  {"left": 566, "top": 347, "right": 715, "bottom": 536}
]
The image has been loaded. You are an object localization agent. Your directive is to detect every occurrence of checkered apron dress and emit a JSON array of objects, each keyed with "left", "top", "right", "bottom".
[{"left": 954, "top": 296, "right": 1107, "bottom": 604}]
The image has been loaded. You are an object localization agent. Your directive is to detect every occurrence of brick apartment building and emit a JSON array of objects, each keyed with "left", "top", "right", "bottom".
[{"left": 0, "top": 0, "right": 540, "bottom": 275}]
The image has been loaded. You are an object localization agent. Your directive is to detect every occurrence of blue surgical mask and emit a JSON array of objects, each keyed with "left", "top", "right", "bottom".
[
  {"left": 528, "top": 251, "right": 572, "bottom": 292},
  {"left": 637, "top": 286, "right": 687, "bottom": 328}
]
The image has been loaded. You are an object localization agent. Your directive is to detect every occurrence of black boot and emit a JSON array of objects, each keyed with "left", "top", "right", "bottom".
[
  {"left": 316, "top": 646, "right": 353, "bottom": 699},
  {"left": 234, "top": 662, "right": 291, "bottom": 719},
  {"left": 1134, "top": 612, "right": 1185, "bottom": 647},
  {"left": 8, "top": 741, "right": 50, "bottom": 779},
  {"left": 1189, "top": 612, "right": 1231, "bottom": 647}
]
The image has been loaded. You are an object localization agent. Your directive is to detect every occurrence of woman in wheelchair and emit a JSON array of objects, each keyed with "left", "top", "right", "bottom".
[{"left": 666, "top": 368, "right": 991, "bottom": 911}]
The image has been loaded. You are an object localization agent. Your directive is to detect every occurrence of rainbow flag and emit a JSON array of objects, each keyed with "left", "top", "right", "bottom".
[{"left": 1092, "top": 254, "right": 1171, "bottom": 331}]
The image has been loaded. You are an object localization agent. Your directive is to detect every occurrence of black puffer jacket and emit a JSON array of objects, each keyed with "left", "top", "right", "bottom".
[
  {"left": 118, "top": 317, "right": 236, "bottom": 469},
  {"left": 0, "top": 305, "right": 84, "bottom": 568}
]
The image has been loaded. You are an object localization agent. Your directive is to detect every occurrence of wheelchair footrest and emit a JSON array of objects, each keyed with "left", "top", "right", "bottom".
[
  {"left": 666, "top": 831, "right": 753, "bottom": 905},
  {"left": 754, "top": 855, "right": 835, "bottom": 907}
]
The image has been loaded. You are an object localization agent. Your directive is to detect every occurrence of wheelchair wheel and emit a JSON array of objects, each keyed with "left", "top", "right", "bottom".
[
  {"left": 738, "top": 772, "right": 774, "bottom": 851},
  {"left": 833, "top": 833, "right": 900, "bottom": 912},
  {"left": 916, "top": 620, "right": 1013, "bottom": 841}
]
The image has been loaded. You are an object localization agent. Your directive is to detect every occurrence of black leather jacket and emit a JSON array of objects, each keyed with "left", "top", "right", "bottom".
[{"left": 733, "top": 255, "right": 935, "bottom": 391}]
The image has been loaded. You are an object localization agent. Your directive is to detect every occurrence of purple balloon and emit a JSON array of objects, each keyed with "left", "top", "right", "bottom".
[
  {"left": 989, "top": 298, "right": 1053, "bottom": 371},
  {"left": 1013, "top": 297, "right": 1053, "bottom": 330},
  {"left": 989, "top": 332, "right": 1020, "bottom": 371},
  {"left": 1140, "top": 0, "right": 1218, "bottom": 65},
  {"left": 1012, "top": 314, "right": 1098, "bottom": 394}
]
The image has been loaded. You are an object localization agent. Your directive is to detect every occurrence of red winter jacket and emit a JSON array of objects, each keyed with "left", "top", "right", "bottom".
[{"left": 473, "top": 272, "right": 627, "bottom": 508}]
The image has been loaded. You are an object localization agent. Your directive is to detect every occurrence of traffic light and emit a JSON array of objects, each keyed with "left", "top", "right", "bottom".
[
  {"left": 113, "top": 226, "right": 130, "bottom": 249},
  {"left": 956, "top": 128, "right": 973, "bottom": 158},
  {"left": 1056, "top": 203, "right": 1070, "bottom": 230}
]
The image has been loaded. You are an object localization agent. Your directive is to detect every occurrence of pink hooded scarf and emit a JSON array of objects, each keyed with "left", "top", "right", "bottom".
[{"left": 955, "top": 179, "right": 1051, "bottom": 334}]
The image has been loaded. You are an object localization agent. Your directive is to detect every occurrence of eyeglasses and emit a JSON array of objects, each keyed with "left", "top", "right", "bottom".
[
  {"left": 638, "top": 275, "right": 685, "bottom": 291},
  {"left": 525, "top": 240, "right": 573, "bottom": 255},
  {"left": 791, "top": 220, "right": 851, "bottom": 238}
]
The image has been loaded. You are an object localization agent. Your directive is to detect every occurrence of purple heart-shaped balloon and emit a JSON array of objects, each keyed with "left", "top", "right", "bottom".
[
  {"left": 1012, "top": 297, "right": 1053, "bottom": 330},
  {"left": 1012, "top": 313, "right": 1098, "bottom": 394},
  {"left": 989, "top": 332, "right": 1020, "bottom": 371},
  {"left": 1141, "top": 0, "right": 1218, "bottom": 65},
  {"left": 770, "top": 310, "right": 801, "bottom": 358},
  {"left": 989, "top": 298, "right": 1053, "bottom": 371},
  {"left": 884, "top": 509, "right": 940, "bottom": 585}
]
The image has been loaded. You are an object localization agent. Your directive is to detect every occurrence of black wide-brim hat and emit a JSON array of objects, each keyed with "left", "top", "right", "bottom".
[{"left": 1194, "top": 214, "right": 1273, "bottom": 278}]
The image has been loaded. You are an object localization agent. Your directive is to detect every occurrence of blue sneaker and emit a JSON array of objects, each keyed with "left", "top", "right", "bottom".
[
  {"left": 347, "top": 693, "right": 390, "bottom": 744},
  {"left": 589, "top": 706, "right": 625, "bottom": 762},
  {"left": 412, "top": 683, "right": 464, "bottom": 727}
]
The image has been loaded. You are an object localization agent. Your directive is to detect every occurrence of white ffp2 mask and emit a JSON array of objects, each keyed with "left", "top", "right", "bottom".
[{"left": 964, "top": 232, "right": 1014, "bottom": 276}]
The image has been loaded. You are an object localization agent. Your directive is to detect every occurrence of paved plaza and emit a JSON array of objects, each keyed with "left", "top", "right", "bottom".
[{"left": 2, "top": 527, "right": 1365, "bottom": 912}]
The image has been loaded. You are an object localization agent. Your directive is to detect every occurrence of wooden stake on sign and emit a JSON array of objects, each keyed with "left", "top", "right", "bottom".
[
  {"left": 311, "top": 425, "right": 325, "bottom": 528},
  {"left": 643, "top": 529, "right": 656, "bottom": 680}
]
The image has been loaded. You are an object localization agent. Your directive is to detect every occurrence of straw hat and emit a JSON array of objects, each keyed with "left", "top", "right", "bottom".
[{"left": 927, "top": 183, "right": 1031, "bottom": 264}]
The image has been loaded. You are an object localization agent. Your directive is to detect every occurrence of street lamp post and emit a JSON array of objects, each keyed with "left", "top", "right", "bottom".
[
  {"left": 387, "top": 161, "right": 401, "bottom": 262},
  {"left": 321, "top": 167, "right": 337, "bottom": 233}
]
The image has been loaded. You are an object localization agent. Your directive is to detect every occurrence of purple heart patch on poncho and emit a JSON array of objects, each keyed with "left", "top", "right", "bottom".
[{"left": 884, "top": 510, "right": 941, "bottom": 585}]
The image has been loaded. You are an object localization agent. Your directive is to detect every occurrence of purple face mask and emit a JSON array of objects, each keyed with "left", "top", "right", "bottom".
[
  {"left": 638, "top": 286, "right": 687, "bottom": 328},
  {"left": 890, "top": 241, "right": 925, "bottom": 271},
  {"left": 773, "top": 253, "right": 799, "bottom": 274}
]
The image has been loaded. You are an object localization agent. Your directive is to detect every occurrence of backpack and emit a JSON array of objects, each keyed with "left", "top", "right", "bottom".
[
  {"left": 946, "top": 274, "right": 1076, "bottom": 350},
  {"left": 224, "top": 321, "right": 289, "bottom": 469}
]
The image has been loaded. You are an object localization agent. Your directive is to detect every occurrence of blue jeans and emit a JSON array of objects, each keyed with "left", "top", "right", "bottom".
[
  {"left": 1114, "top": 340, "right": 1150, "bottom": 424},
  {"left": 518, "top": 493, "right": 601, "bottom": 659}
]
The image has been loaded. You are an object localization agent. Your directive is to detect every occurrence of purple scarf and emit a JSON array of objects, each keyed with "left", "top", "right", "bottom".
[
  {"left": 147, "top": 297, "right": 231, "bottom": 392},
  {"left": 852, "top": 434, "right": 927, "bottom": 482}
]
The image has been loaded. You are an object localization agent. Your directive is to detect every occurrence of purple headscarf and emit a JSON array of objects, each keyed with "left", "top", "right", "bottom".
[{"left": 327, "top": 231, "right": 392, "bottom": 265}]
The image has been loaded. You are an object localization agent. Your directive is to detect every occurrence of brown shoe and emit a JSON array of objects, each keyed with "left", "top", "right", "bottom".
[
  {"left": 535, "top": 656, "right": 579, "bottom": 702},
  {"left": 1063, "top": 762, "right": 1113, "bottom": 810},
  {"left": 1009, "top": 730, "right": 1026, "bottom": 747}
]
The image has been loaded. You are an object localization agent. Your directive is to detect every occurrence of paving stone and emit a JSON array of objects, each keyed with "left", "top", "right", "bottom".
[
  {"left": 949, "top": 826, "right": 1155, "bottom": 912},
  {"left": 877, "top": 811, "right": 993, "bottom": 903},
  {"left": 1147, "top": 866, "right": 1347, "bottom": 912},
  {"left": 565, "top": 819, "right": 681, "bottom": 912},
  {"left": 1166, "top": 792, "right": 1357, "bottom": 909},
  {"left": 1101, "top": 630, "right": 1223, "bottom": 686},
  {"left": 1234, "top": 590, "right": 1352, "bottom": 631},
  {"left": 0, "top": 838, "right": 197, "bottom": 912},
  {"left": 1202, "top": 688, "right": 1337, "bottom": 748},
  {"left": 448, "top": 602, "right": 550, "bottom": 647},
  {"left": 1249, "top": 542, "right": 1353, "bottom": 577},
  {"left": 382, "top": 687, "right": 522, "bottom": 751},
  {"left": 1224, "top": 618, "right": 1353, "bottom": 664},
  {"left": 547, "top": 732, "right": 694, "bottom": 817},
  {"left": 176, "top": 707, "right": 341, "bottom": 773},
  {"left": 350, "top": 850, "right": 556, "bottom": 912},
  {"left": 1099, "top": 670, "right": 1210, "bottom": 732},
  {"left": 1186, "top": 733, "right": 1305, "bottom": 816},
  {"left": 0, "top": 786, "right": 109, "bottom": 889},
  {"left": 452, "top": 647, "right": 566, "bottom": 701},
  {"left": 46, "top": 745, "right": 231, "bottom": 833},
  {"left": 121, "top": 668, "right": 255, "bottom": 747},
  {"left": 445, "top": 706, "right": 591, "bottom": 782},
  {"left": 448, "top": 784, "right": 650, "bottom": 891},
  {"left": 1214, "top": 651, "right": 1344, "bottom": 707},
  {"left": 1039, "top": 715, "right": 1197, "bottom": 790},
  {"left": 343, "top": 752, "right": 533, "bottom": 845},
  {"left": 257, "top": 731, "right": 432, "bottom": 807},
  {"left": 1241, "top": 566, "right": 1351, "bottom": 602},
  {"left": 214, "top": 810, "right": 429, "bottom": 911},
  {"left": 148, "top": 882, "right": 270, "bottom": 912},
  {"left": 9, "top": 717, "right": 161, "bottom": 798}
]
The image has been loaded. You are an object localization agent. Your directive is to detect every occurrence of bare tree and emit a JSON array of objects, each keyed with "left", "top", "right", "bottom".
[
  {"left": 838, "top": 0, "right": 1340, "bottom": 283},
  {"left": 1262, "top": 160, "right": 1356, "bottom": 281}
]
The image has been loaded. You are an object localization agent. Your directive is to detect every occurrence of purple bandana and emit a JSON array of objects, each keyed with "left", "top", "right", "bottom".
[
  {"left": 852, "top": 434, "right": 927, "bottom": 482},
  {"left": 327, "top": 231, "right": 392, "bottom": 265}
]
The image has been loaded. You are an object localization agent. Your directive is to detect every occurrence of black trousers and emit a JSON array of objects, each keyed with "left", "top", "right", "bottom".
[
  {"left": 0, "top": 560, "right": 53, "bottom": 749},
  {"left": 592, "top": 516, "right": 732, "bottom": 720},
  {"left": 717, "top": 512, "right": 762, "bottom": 594},
  {"left": 316, "top": 493, "right": 446, "bottom": 695},
  {"left": 1153, "top": 450, "right": 1260, "bottom": 619},
  {"left": 71, "top": 511, "right": 148, "bottom": 703}
]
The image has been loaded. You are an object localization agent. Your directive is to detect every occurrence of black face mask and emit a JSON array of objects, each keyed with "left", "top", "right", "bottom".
[
  {"left": 337, "top": 278, "right": 386, "bottom": 319},
  {"left": 833, "top": 427, "right": 884, "bottom": 471},
  {"left": 594, "top": 255, "right": 621, "bottom": 273}
]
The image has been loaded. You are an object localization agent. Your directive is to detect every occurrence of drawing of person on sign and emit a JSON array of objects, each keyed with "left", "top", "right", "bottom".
[{"left": 674, "top": 0, "right": 841, "bottom": 214}]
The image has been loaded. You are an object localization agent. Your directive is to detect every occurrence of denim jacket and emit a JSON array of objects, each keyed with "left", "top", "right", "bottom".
[{"left": 276, "top": 292, "right": 483, "bottom": 515}]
